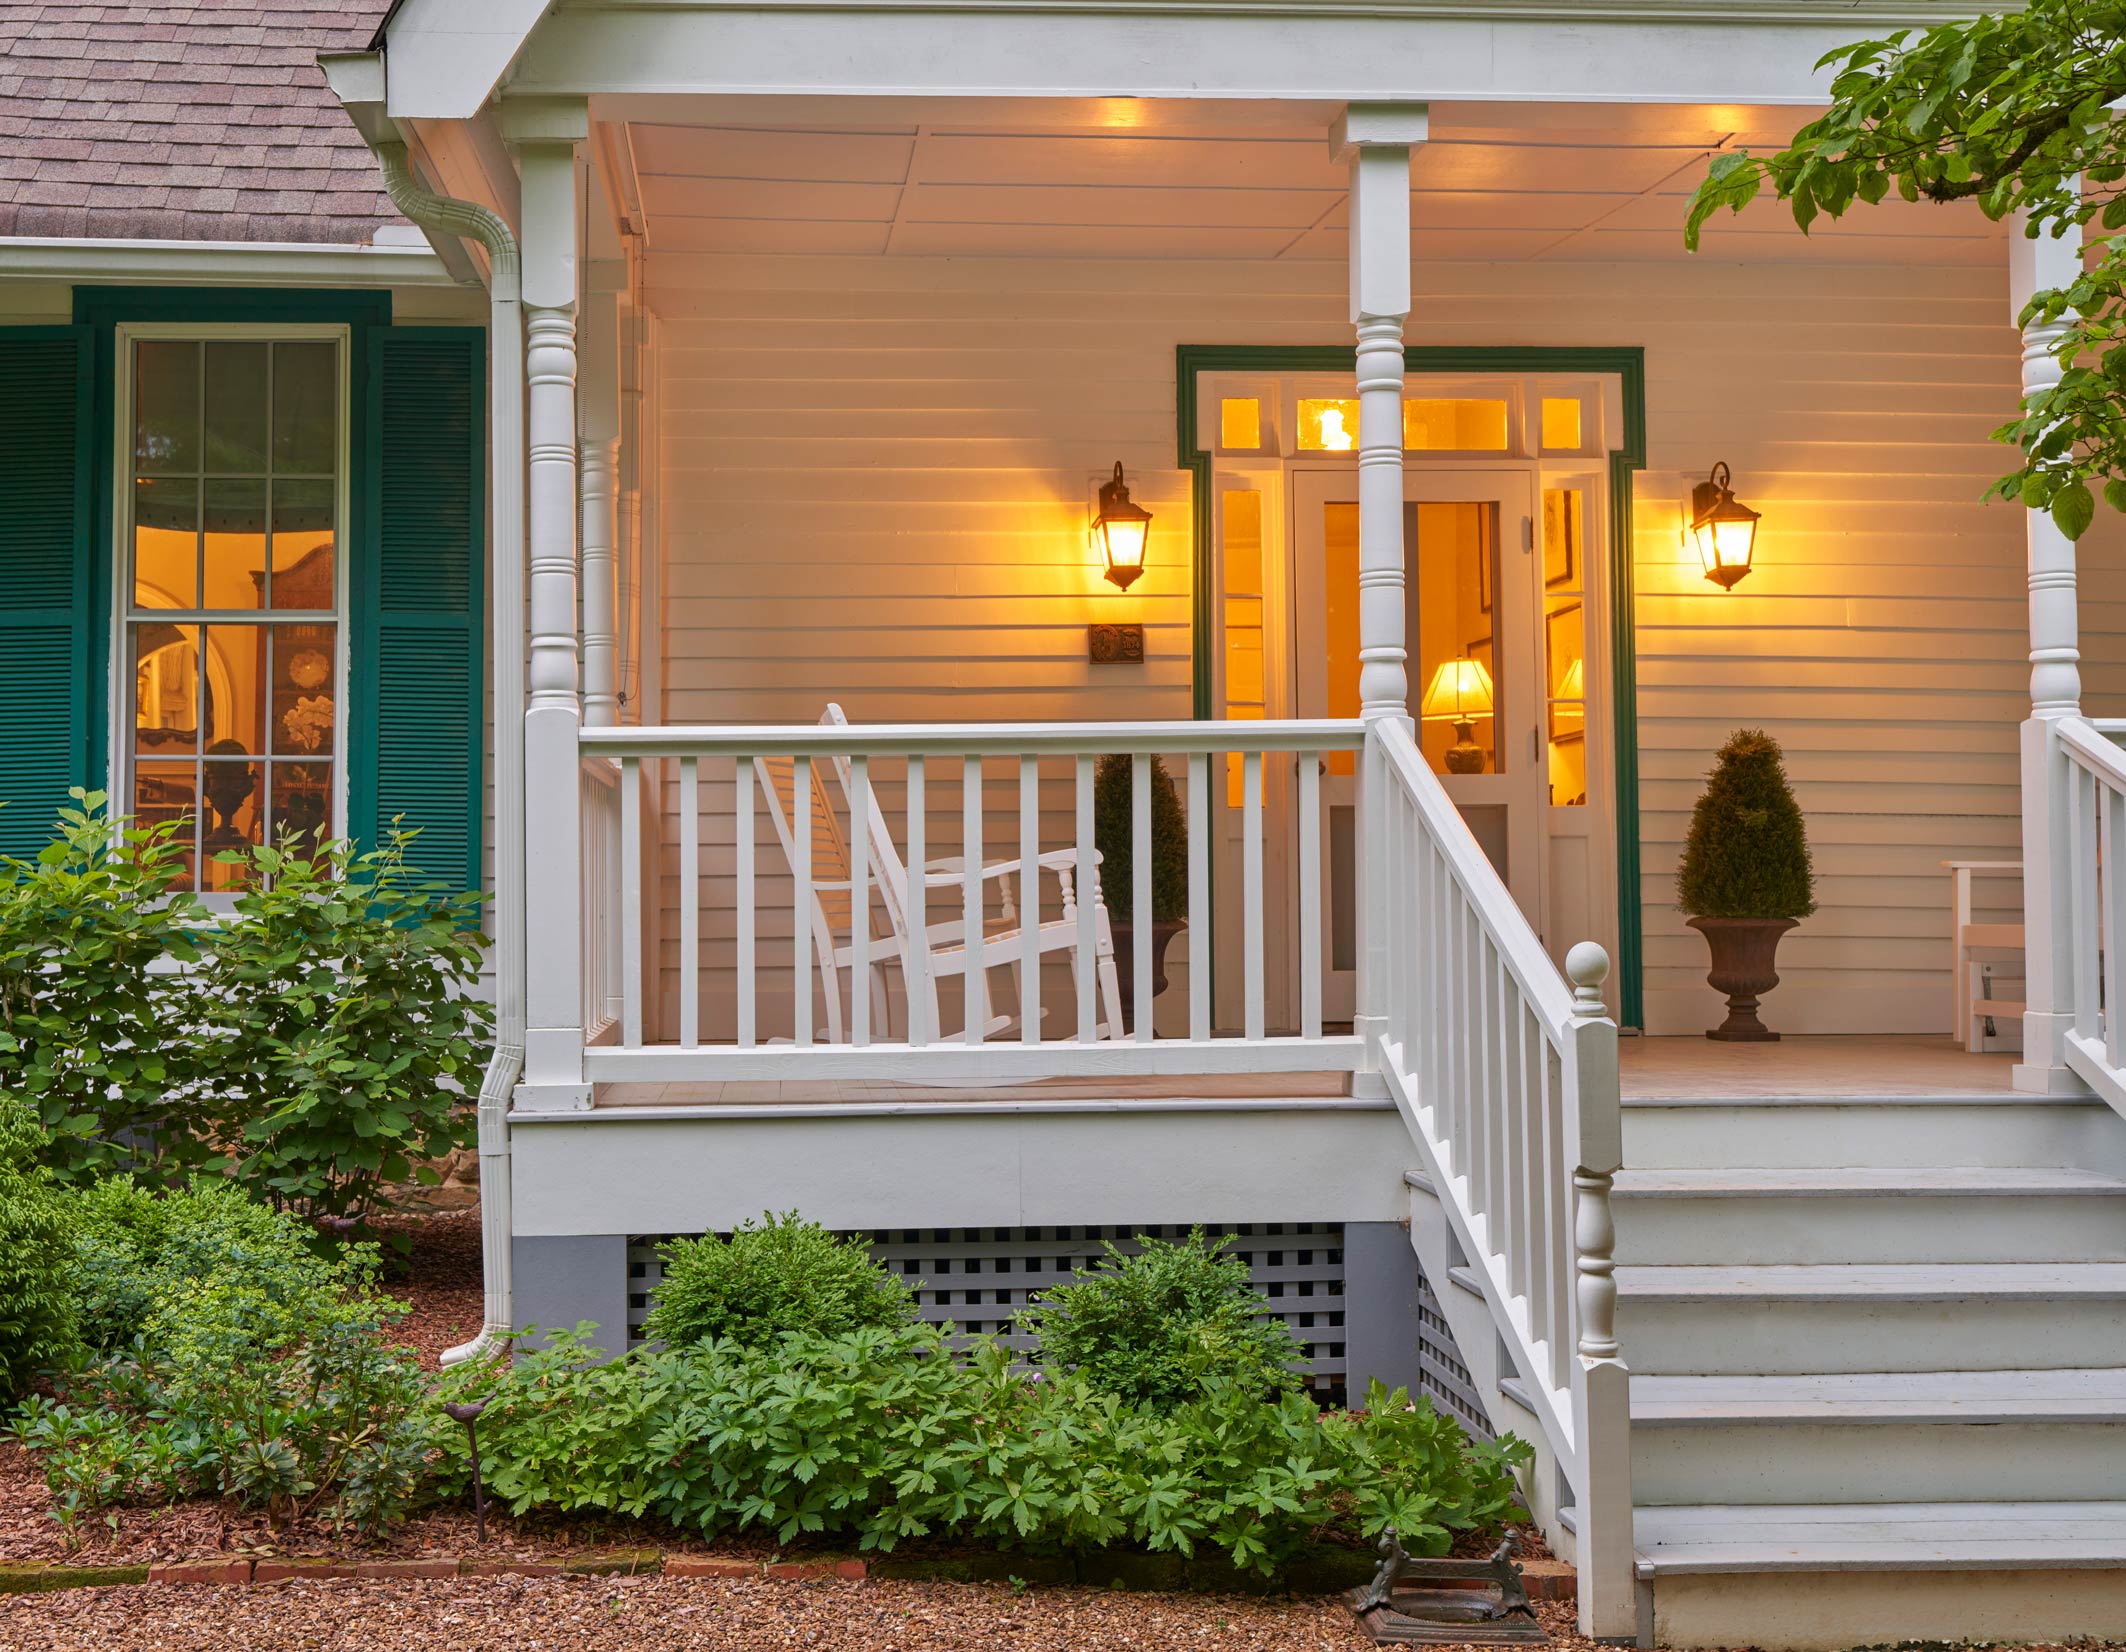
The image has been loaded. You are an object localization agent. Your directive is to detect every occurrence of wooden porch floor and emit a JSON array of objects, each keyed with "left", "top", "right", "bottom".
[
  {"left": 591, "top": 1036, "right": 2017, "bottom": 1108},
  {"left": 1619, "top": 1034, "right": 2016, "bottom": 1100}
]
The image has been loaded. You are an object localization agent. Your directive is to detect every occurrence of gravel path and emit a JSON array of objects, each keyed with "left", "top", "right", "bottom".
[{"left": 0, "top": 1573, "right": 1384, "bottom": 1651}]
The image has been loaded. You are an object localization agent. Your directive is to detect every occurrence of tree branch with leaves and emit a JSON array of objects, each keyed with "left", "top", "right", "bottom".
[{"left": 1685, "top": 0, "right": 2126, "bottom": 539}]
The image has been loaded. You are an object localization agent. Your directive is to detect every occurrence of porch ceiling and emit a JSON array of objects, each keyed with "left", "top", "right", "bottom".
[{"left": 593, "top": 95, "right": 2006, "bottom": 265}]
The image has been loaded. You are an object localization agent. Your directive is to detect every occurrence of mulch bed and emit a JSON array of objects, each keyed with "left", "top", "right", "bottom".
[{"left": 0, "top": 1572, "right": 1385, "bottom": 1651}]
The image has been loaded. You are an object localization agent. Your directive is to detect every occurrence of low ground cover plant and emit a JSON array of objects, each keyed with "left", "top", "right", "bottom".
[
  {"left": 1014, "top": 1228, "right": 1303, "bottom": 1409},
  {"left": 0, "top": 1096, "right": 79, "bottom": 1397},
  {"left": 642, "top": 1210, "right": 917, "bottom": 1347},
  {"left": 437, "top": 1323, "right": 1527, "bottom": 1576}
]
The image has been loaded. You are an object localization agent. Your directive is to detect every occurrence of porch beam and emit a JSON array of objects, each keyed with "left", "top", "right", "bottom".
[
  {"left": 2013, "top": 211, "right": 2090, "bottom": 1098},
  {"left": 508, "top": 95, "right": 596, "bottom": 1114}
]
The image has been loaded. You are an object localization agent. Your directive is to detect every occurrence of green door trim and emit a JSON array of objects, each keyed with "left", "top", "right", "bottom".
[{"left": 1174, "top": 343, "right": 1648, "bottom": 1029}]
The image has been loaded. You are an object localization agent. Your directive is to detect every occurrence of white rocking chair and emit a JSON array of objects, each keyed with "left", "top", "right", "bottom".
[{"left": 758, "top": 706, "right": 1125, "bottom": 1045}]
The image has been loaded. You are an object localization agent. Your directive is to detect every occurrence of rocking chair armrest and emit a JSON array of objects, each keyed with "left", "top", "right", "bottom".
[{"left": 918, "top": 848, "right": 1104, "bottom": 888}]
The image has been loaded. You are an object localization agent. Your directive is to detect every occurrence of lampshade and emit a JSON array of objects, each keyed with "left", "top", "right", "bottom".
[{"left": 1420, "top": 655, "right": 1495, "bottom": 721}]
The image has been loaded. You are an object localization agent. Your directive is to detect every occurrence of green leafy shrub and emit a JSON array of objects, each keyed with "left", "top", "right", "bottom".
[
  {"left": 642, "top": 1212, "right": 915, "bottom": 1348},
  {"left": 14, "top": 1245, "right": 431, "bottom": 1538},
  {"left": 1092, "top": 755, "right": 1189, "bottom": 923},
  {"left": 69, "top": 1176, "right": 346, "bottom": 1353},
  {"left": 203, "top": 828, "right": 490, "bottom": 1231},
  {"left": 1676, "top": 729, "right": 1816, "bottom": 920},
  {"left": 0, "top": 792, "right": 216, "bottom": 1187},
  {"left": 1015, "top": 1230, "right": 1302, "bottom": 1409},
  {"left": 0, "top": 1096, "right": 80, "bottom": 1394},
  {"left": 437, "top": 1325, "right": 1527, "bottom": 1576}
]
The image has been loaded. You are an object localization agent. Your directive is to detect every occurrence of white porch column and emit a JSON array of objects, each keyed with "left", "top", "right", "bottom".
[
  {"left": 580, "top": 276, "right": 622, "bottom": 729},
  {"left": 2011, "top": 215, "right": 2087, "bottom": 1096},
  {"left": 507, "top": 97, "right": 594, "bottom": 1113},
  {"left": 1334, "top": 104, "right": 1425, "bottom": 1083}
]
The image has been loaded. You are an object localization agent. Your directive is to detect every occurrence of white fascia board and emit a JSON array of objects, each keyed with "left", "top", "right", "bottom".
[
  {"left": 383, "top": 0, "right": 558, "bottom": 120},
  {"left": 509, "top": 3, "right": 1969, "bottom": 104},
  {"left": 0, "top": 237, "right": 461, "bottom": 289}
]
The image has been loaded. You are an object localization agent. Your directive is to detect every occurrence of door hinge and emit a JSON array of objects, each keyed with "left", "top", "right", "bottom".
[{"left": 1522, "top": 515, "right": 1535, "bottom": 553}]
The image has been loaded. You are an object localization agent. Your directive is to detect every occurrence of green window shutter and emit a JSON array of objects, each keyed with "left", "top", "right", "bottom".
[
  {"left": 0, "top": 327, "right": 93, "bottom": 859},
  {"left": 352, "top": 326, "right": 485, "bottom": 892}
]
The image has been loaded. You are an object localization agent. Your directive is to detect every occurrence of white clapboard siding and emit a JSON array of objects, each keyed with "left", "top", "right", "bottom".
[{"left": 645, "top": 249, "right": 2126, "bottom": 1039}]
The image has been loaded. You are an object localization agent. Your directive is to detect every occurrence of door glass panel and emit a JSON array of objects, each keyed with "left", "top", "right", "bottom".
[
  {"left": 1543, "top": 488, "right": 1589, "bottom": 806},
  {"left": 1409, "top": 500, "right": 1502, "bottom": 776},
  {"left": 1404, "top": 399, "right": 1508, "bottom": 451},
  {"left": 1541, "top": 397, "right": 1584, "bottom": 451},
  {"left": 1222, "top": 489, "right": 1267, "bottom": 805},
  {"left": 1219, "top": 398, "right": 1262, "bottom": 450},
  {"left": 1322, "top": 502, "right": 1360, "bottom": 776}
]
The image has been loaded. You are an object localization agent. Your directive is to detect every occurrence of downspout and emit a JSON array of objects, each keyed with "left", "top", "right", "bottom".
[{"left": 373, "top": 140, "right": 526, "bottom": 1366}]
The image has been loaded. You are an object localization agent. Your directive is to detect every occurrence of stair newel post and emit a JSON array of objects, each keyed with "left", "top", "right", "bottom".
[
  {"left": 1333, "top": 103, "right": 1426, "bottom": 1093},
  {"left": 1563, "top": 941, "right": 1635, "bottom": 1641},
  {"left": 508, "top": 97, "right": 594, "bottom": 1113},
  {"left": 2011, "top": 208, "right": 2089, "bottom": 1096}
]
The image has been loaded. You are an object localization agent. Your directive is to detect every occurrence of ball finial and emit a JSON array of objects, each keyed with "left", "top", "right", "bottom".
[{"left": 1565, "top": 941, "right": 1610, "bottom": 1003}]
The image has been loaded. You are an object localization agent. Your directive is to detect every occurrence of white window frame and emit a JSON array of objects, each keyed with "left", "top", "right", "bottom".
[{"left": 108, "top": 322, "right": 354, "bottom": 903}]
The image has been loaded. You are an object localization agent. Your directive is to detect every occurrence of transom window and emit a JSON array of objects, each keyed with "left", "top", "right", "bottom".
[{"left": 121, "top": 330, "right": 347, "bottom": 891}]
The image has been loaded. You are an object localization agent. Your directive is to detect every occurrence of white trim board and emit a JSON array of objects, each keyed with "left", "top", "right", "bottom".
[{"left": 0, "top": 238, "right": 459, "bottom": 290}]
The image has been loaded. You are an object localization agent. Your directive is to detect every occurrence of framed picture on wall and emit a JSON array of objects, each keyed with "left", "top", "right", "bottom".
[{"left": 1543, "top": 487, "right": 1577, "bottom": 589}]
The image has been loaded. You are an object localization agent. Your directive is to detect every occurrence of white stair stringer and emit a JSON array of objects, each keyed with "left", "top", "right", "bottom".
[{"left": 1611, "top": 1089, "right": 2126, "bottom": 1650}]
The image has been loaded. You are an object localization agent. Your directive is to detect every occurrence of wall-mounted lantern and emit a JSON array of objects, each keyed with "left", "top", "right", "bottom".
[
  {"left": 1421, "top": 653, "right": 1495, "bottom": 774},
  {"left": 1093, "top": 461, "right": 1152, "bottom": 590},
  {"left": 1690, "top": 462, "right": 1760, "bottom": 590}
]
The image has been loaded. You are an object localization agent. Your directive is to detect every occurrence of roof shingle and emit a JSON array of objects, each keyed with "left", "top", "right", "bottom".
[{"left": 0, "top": 1, "right": 401, "bottom": 243}]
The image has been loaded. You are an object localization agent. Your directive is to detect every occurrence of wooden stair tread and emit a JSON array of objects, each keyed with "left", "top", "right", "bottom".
[
  {"left": 1613, "top": 1166, "right": 2126, "bottom": 1198},
  {"left": 1633, "top": 1368, "right": 2126, "bottom": 1426},
  {"left": 1630, "top": 1501, "right": 2126, "bottom": 1577},
  {"left": 1616, "top": 1262, "right": 2126, "bottom": 1301}
]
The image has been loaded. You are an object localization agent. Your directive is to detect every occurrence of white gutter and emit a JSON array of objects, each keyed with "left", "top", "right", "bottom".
[
  {"left": 0, "top": 235, "right": 455, "bottom": 287},
  {"left": 367, "top": 130, "right": 527, "bottom": 1369}
]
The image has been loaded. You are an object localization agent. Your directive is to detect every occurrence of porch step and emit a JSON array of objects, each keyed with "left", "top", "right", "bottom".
[
  {"left": 1615, "top": 1262, "right": 2126, "bottom": 1375},
  {"left": 1619, "top": 1094, "right": 2124, "bottom": 1173},
  {"left": 1630, "top": 1499, "right": 2126, "bottom": 1577},
  {"left": 1612, "top": 1166, "right": 2126, "bottom": 1264},
  {"left": 1630, "top": 1369, "right": 2126, "bottom": 1505}
]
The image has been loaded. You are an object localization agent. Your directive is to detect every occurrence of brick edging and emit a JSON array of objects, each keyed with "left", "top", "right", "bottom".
[{"left": 0, "top": 1550, "right": 1575, "bottom": 1602}]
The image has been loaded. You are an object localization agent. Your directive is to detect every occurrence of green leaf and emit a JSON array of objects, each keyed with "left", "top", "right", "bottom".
[{"left": 2052, "top": 480, "right": 2096, "bottom": 540}]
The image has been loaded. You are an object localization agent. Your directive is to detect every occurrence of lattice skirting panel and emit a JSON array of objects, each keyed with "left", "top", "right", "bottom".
[
  {"left": 628, "top": 1222, "right": 1351, "bottom": 1401},
  {"left": 1416, "top": 1265, "right": 1493, "bottom": 1439}
]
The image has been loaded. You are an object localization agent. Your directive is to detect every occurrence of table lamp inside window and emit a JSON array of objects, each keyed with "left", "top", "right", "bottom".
[{"left": 1421, "top": 654, "right": 1495, "bottom": 774}]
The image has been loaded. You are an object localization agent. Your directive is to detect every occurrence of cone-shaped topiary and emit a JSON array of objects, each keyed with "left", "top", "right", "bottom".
[
  {"left": 1677, "top": 728, "right": 1816, "bottom": 920},
  {"left": 1093, "top": 754, "right": 1189, "bottom": 923}
]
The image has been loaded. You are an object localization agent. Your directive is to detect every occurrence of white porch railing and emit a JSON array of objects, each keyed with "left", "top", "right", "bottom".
[
  {"left": 2053, "top": 716, "right": 2126, "bottom": 1113},
  {"left": 1368, "top": 717, "right": 1631, "bottom": 1635},
  {"left": 576, "top": 719, "right": 1366, "bottom": 1082},
  {"left": 581, "top": 753, "right": 623, "bottom": 1045}
]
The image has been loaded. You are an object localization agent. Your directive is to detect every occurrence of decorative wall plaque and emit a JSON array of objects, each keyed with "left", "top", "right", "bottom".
[{"left": 1087, "top": 622, "right": 1145, "bottom": 664}]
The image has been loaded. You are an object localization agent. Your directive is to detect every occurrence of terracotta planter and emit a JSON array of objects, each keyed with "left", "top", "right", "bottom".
[
  {"left": 1687, "top": 915, "right": 1799, "bottom": 1042},
  {"left": 1110, "top": 918, "right": 1185, "bottom": 1033}
]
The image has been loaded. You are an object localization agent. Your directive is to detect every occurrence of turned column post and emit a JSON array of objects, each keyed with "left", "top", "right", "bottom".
[
  {"left": 2011, "top": 213, "right": 2088, "bottom": 1096},
  {"left": 507, "top": 99, "right": 593, "bottom": 1113},
  {"left": 1334, "top": 105, "right": 1424, "bottom": 1084},
  {"left": 580, "top": 281, "right": 622, "bottom": 731}
]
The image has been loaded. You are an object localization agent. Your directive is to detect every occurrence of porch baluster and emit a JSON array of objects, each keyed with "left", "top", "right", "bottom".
[
  {"left": 1075, "top": 755, "right": 1096, "bottom": 1042},
  {"left": 1243, "top": 749, "right": 1265, "bottom": 1041},
  {"left": 620, "top": 756, "right": 642, "bottom": 1048},
  {"left": 679, "top": 756, "right": 699, "bottom": 1047},
  {"left": 1132, "top": 753, "right": 1153, "bottom": 1042},
  {"left": 794, "top": 755, "right": 812, "bottom": 1048},
  {"left": 1020, "top": 756, "right": 1040, "bottom": 1045},
  {"left": 963, "top": 758, "right": 984, "bottom": 1044},
  {"left": 1299, "top": 751, "right": 1322, "bottom": 1041},
  {"left": 907, "top": 757, "right": 929, "bottom": 1046},
  {"left": 852, "top": 755, "right": 872, "bottom": 1048},
  {"left": 1186, "top": 752, "right": 1210, "bottom": 1043},
  {"left": 736, "top": 755, "right": 755, "bottom": 1047}
]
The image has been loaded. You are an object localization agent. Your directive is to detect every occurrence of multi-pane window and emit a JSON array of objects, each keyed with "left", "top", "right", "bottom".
[{"left": 125, "top": 335, "right": 344, "bottom": 890}]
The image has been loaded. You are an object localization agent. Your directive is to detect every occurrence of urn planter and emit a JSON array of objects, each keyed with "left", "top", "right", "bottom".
[
  {"left": 1110, "top": 918, "right": 1184, "bottom": 1034},
  {"left": 1687, "top": 915, "right": 1798, "bottom": 1042}
]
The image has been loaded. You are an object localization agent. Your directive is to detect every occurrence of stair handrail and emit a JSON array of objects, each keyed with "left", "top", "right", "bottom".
[
  {"left": 2051, "top": 715, "right": 2126, "bottom": 1117},
  {"left": 1366, "top": 717, "right": 1633, "bottom": 1639}
]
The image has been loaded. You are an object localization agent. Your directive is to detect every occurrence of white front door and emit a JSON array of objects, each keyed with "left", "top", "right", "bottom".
[{"left": 1293, "top": 467, "right": 1546, "bottom": 1019}]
